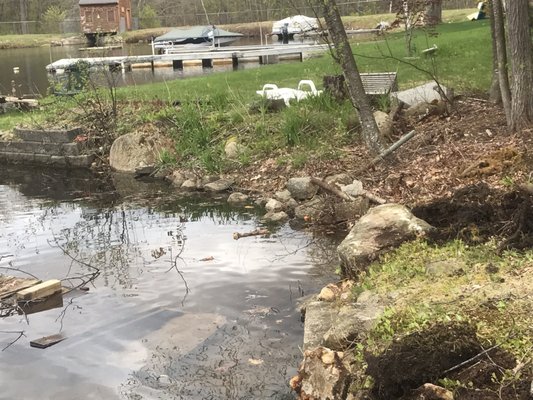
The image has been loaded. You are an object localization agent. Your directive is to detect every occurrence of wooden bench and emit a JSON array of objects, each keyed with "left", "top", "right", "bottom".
[
  {"left": 360, "top": 72, "right": 398, "bottom": 95},
  {"left": 323, "top": 72, "right": 398, "bottom": 100}
]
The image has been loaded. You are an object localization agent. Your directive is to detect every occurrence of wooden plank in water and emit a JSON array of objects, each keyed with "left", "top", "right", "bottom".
[
  {"left": 30, "top": 333, "right": 66, "bottom": 349},
  {"left": 16, "top": 279, "right": 62, "bottom": 301},
  {"left": 0, "top": 276, "right": 41, "bottom": 299}
]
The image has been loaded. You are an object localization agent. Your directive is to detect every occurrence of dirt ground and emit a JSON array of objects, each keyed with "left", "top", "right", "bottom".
[{"left": 238, "top": 97, "right": 533, "bottom": 249}]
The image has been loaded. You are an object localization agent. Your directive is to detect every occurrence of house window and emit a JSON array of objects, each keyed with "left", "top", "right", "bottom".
[
  {"left": 85, "top": 10, "right": 93, "bottom": 23},
  {"left": 108, "top": 10, "right": 115, "bottom": 22}
]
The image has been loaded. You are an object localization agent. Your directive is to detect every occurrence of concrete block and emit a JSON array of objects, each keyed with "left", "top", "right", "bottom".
[{"left": 14, "top": 127, "right": 82, "bottom": 143}]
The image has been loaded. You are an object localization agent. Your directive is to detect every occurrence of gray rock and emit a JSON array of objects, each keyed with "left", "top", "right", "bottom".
[
  {"left": 303, "top": 301, "right": 338, "bottom": 351},
  {"left": 169, "top": 170, "right": 186, "bottom": 187},
  {"left": 109, "top": 131, "right": 174, "bottom": 173},
  {"left": 392, "top": 81, "right": 450, "bottom": 106},
  {"left": 273, "top": 189, "right": 292, "bottom": 203},
  {"left": 227, "top": 192, "right": 249, "bottom": 205},
  {"left": 341, "top": 180, "right": 364, "bottom": 197},
  {"left": 404, "top": 100, "right": 447, "bottom": 119},
  {"left": 255, "top": 197, "right": 268, "bottom": 207},
  {"left": 262, "top": 211, "right": 289, "bottom": 223},
  {"left": 298, "top": 347, "right": 351, "bottom": 400},
  {"left": 374, "top": 110, "right": 393, "bottom": 138},
  {"left": 224, "top": 141, "right": 246, "bottom": 160},
  {"left": 323, "top": 303, "right": 382, "bottom": 350},
  {"left": 287, "top": 177, "right": 318, "bottom": 200},
  {"left": 333, "top": 198, "right": 370, "bottom": 222},
  {"left": 265, "top": 198, "right": 284, "bottom": 213},
  {"left": 325, "top": 173, "right": 353, "bottom": 186},
  {"left": 181, "top": 179, "right": 198, "bottom": 191},
  {"left": 425, "top": 259, "right": 466, "bottom": 277},
  {"left": 201, "top": 175, "right": 220, "bottom": 185},
  {"left": 294, "top": 197, "right": 328, "bottom": 222},
  {"left": 338, "top": 204, "right": 434, "bottom": 278},
  {"left": 204, "top": 178, "right": 234, "bottom": 192},
  {"left": 286, "top": 198, "right": 299, "bottom": 210}
]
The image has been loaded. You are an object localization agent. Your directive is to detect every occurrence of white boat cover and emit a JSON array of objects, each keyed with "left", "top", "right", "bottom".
[{"left": 271, "top": 15, "right": 319, "bottom": 35}]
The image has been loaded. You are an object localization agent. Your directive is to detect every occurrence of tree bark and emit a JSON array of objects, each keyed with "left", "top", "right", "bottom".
[
  {"left": 492, "top": 0, "right": 512, "bottom": 124},
  {"left": 424, "top": 0, "right": 442, "bottom": 24},
  {"left": 506, "top": 0, "right": 533, "bottom": 130},
  {"left": 19, "top": 0, "right": 28, "bottom": 34},
  {"left": 321, "top": 0, "right": 386, "bottom": 154},
  {"left": 488, "top": 0, "right": 502, "bottom": 103}
]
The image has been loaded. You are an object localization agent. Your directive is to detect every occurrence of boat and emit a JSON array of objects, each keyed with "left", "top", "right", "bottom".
[
  {"left": 153, "top": 26, "right": 243, "bottom": 53},
  {"left": 271, "top": 15, "right": 319, "bottom": 40}
]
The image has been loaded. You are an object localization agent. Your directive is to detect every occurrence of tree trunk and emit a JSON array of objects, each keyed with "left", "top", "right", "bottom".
[
  {"left": 321, "top": 0, "right": 386, "bottom": 154},
  {"left": 19, "top": 0, "right": 28, "bottom": 34},
  {"left": 424, "top": 0, "right": 442, "bottom": 24},
  {"left": 506, "top": 0, "right": 533, "bottom": 130},
  {"left": 488, "top": 0, "right": 501, "bottom": 103},
  {"left": 492, "top": 0, "right": 512, "bottom": 124}
]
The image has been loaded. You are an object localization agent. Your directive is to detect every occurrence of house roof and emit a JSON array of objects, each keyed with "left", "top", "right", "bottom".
[{"left": 79, "top": 0, "right": 118, "bottom": 5}]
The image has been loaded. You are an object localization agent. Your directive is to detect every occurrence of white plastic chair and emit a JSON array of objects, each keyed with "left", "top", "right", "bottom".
[{"left": 256, "top": 80, "right": 322, "bottom": 106}]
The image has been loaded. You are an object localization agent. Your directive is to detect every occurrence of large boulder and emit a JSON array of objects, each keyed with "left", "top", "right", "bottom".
[
  {"left": 287, "top": 177, "right": 318, "bottom": 200},
  {"left": 337, "top": 204, "right": 434, "bottom": 278},
  {"left": 109, "top": 131, "right": 173, "bottom": 173},
  {"left": 373, "top": 110, "right": 393, "bottom": 138}
]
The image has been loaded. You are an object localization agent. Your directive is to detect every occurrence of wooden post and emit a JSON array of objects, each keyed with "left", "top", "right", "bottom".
[{"left": 232, "top": 55, "right": 239, "bottom": 69}]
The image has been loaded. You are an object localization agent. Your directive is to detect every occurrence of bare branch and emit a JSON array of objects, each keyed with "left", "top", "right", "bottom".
[{"left": 0, "top": 330, "right": 26, "bottom": 351}]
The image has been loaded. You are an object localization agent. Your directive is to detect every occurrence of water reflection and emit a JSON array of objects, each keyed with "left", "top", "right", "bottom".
[{"left": 0, "top": 166, "right": 339, "bottom": 399}]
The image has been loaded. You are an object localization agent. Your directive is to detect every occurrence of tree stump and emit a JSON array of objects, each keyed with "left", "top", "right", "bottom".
[{"left": 323, "top": 75, "right": 348, "bottom": 101}]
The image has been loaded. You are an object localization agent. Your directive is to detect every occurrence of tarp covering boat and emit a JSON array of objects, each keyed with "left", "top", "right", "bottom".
[
  {"left": 271, "top": 15, "right": 319, "bottom": 36},
  {"left": 154, "top": 26, "right": 243, "bottom": 49}
]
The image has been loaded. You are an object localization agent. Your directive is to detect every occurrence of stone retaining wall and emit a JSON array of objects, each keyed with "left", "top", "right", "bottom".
[{"left": 0, "top": 127, "right": 94, "bottom": 168}]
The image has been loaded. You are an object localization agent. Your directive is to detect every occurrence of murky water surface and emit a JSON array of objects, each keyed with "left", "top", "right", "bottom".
[
  {"left": 0, "top": 166, "right": 339, "bottom": 400},
  {"left": 0, "top": 37, "right": 317, "bottom": 96}
]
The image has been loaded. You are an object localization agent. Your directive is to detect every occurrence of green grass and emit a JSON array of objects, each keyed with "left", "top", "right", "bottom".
[
  {"left": 349, "top": 239, "right": 533, "bottom": 395},
  {"left": 0, "top": 109, "right": 45, "bottom": 132},
  {"left": 118, "top": 19, "right": 492, "bottom": 104},
  {"left": 0, "top": 34, "right": 67, "bottom": 49}
]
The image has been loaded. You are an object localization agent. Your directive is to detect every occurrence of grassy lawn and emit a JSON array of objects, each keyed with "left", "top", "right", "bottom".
[
  {"left": 121, "top": 18, "right": 491, "bottom": 103},
  {"left": 0, "top": 34, "right": 66, "bottom": 49}
]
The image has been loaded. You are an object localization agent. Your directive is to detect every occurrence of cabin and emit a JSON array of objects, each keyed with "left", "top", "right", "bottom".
[{"left": 79, "top": 0, "right": 132, "bottom": 43}]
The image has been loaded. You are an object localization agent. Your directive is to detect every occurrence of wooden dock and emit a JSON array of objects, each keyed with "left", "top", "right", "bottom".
[{"left": 45, "top": 43, "right": 330, "bottom": 73}]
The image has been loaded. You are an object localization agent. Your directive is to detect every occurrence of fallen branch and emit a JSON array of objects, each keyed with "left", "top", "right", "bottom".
[
  {"left": 310, "top": 177, "right": 351, "bottom": 201},
  {"left": 356, "top": 130, "right": 416, "bottom": 175},
  {"left": 310, "top": 177, "right": 387, "bottom": 204},
  {"left": 233, "top": 228, "right": 270, "bottom": 240},
  {"left": 443, "top": 342, "right": 502, "bottom": 375},
  {"left": 1, "top": 330, "right": 26, "bottom": 351}
]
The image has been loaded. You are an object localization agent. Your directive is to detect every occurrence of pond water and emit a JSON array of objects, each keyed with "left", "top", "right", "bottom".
[
  {"left": 0, "top": 37, "right": 317, "bottom": 97},
  {"left": 0, "top": 166, "right": 340, "bottom": 400}
]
